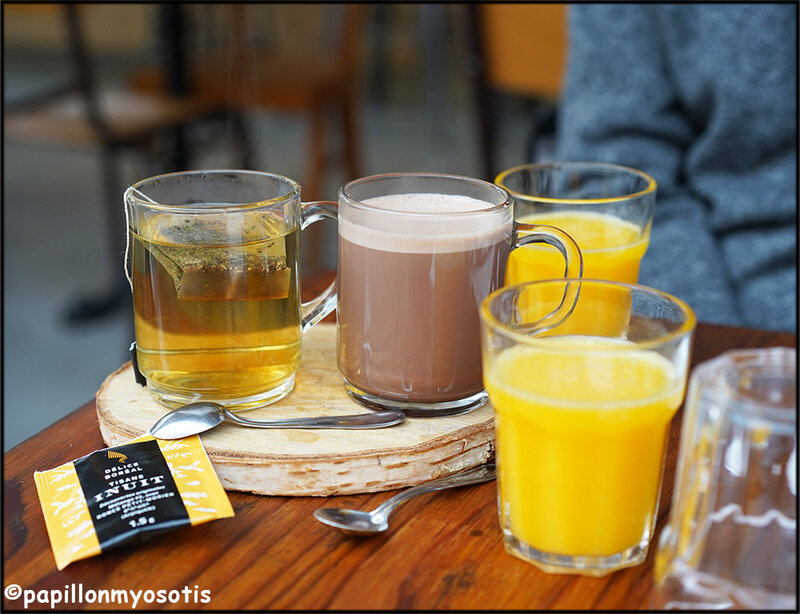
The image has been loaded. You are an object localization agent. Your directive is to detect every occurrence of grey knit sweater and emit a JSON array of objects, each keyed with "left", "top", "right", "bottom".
[{"left": 555, "top": 4, "right": 797, "bottom": 332}]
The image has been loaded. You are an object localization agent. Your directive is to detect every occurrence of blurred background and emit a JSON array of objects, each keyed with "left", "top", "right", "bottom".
[{"left": 3, "top": 3, "right": 566, "bottom": 449}]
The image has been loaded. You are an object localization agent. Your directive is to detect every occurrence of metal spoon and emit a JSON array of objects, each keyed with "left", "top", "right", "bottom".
[
  {"left": 149, "top": 402, "right": 406, "bottom": 439},
  {"left": 314, "top": 463, "right": 497, "bottom": 536}
]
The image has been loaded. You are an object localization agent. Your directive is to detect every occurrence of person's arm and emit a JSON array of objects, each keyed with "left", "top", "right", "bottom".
[{"left": 555, "top": 5, "right": 744, "bottom": 326}]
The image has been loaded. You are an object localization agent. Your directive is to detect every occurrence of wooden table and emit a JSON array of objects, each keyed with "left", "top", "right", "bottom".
[{"left": 4, "top": 311, "right": 795, "bottom": 609}]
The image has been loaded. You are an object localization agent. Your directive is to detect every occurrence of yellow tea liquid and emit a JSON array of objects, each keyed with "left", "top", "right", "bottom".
[
  {"left": 486, "top": 337, "right": 683, "bottom": 558},
  {"left": 131, "top": 213, "right": 301, "bottom": 409}
]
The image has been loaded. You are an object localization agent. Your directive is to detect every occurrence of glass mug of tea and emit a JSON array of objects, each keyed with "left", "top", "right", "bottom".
[
  {"left": 125, "top": 170, "right": 336, "bottom": 411},
  {"left": 336, "top": 172, "right": 583, "bottom": 417}
]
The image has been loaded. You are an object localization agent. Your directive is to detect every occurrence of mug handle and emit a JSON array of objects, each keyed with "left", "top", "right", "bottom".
[
  {"left": 510, "top": 223, "right": 584, "bottom": 333},
  {"left": 300, "top": 200, "right": 338, "bottom": 333},
  {"left": 512, "top": 222, "right": 583, "bottom": 279}
]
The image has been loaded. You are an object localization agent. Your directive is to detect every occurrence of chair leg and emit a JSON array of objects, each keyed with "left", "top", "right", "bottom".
[
  {"left": 526, "top": 105, "right": 557, "bottom": 162},
  {"left": 341, "top": 93, "right": 360, "bottom": 182},
  {"left": 305, "top": 103, "right": 326, "bottom": 201},
  {"left": 420, "top": 4, "right": 447, "bottom": 139},
  {"left": 228, "top": 110, "right": 255, "bottom": 169},
  {"left": 465, "top": 4, "right": 495, "bottom": 181},
  {"left": 300, "top": 103, "right": 327, "bottom": 274},
  {"left": 101, "top": 145, "right": 127, "bottom": 264},
  {"left": 64, "top": 144, "right": 133, "bottom": 325}
]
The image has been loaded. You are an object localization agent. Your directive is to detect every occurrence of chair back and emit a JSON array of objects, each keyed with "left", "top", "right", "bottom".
[{"left": 479, "top": 4, "right": 567, "bottom": 101}]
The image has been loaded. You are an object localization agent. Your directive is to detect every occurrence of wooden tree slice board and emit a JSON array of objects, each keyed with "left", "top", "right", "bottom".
[{"left": 97, "top": 324, "right": 495, "bottom": 496}]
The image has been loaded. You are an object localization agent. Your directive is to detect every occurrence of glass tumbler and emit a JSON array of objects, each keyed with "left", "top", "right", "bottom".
[
  {"left": 654, "top": 347, "right": 797, "bottom": 609},
  {"left": 480, "top": 279, "right": 695, "bottom": 575},
  {"left": 496, "top": 161, "right": 655, "bottom": 285}
]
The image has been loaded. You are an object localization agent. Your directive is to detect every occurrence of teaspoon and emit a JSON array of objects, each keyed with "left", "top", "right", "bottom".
[
  {"left": 149, "top": 402, "right": 406, "bottom": 439},
  {"left": 314, "top": 463, "right": 496, "bottom": 536}
]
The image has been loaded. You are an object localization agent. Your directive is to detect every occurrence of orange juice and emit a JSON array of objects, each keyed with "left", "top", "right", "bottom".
[
  {"left": 506, "top": 211, "right": 648, "bottom": 284},
  {"left": 508, "top": 212, "right": 648, "bottom": 336},
  {"left": 486, "top": 337, "right": 683, "bottom": 558}
]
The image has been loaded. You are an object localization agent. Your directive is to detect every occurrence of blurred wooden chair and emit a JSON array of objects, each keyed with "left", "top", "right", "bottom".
[
  {"left": 467, "top": 4, "right": 568, "bottom": 179},
  {"left": 4, "top": 4, "right": 241, "bottom": 322},
  {"left": 130, "top": 4, "right": 366, "bottom": 203}
]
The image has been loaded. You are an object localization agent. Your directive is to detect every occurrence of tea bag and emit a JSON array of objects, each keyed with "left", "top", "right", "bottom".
[
  {"left": 144, "top": 212, "right": 291, "bottom": 301},
  {"left": 34, "top": 434, "right": 234, "bottom": 570}
]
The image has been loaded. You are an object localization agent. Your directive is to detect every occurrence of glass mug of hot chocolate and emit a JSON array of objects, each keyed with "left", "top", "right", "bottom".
[{"left": 336, "top": 172, "right": 583, "bottom": 416}]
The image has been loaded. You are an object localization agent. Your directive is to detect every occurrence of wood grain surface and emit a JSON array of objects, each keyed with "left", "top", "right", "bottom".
[
  {"left": 3, "top": 317, "right": 795, "bottom": 611},
  {"left": 97, "top": 325, "right": 495, "bottom": 496}
]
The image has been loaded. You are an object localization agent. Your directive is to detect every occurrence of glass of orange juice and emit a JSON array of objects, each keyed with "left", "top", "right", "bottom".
[
  {"left": 497, "top": 162, "right": 655, "bottom": 285},
  {"left": 480, "top": 279, "right": 695, "bottom": 576}
]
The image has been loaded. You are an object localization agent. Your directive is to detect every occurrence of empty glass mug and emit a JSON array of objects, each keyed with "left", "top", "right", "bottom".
[
  {"left": 654, "top": 347, "right": 796, "bottom": 609},
  {"left": 336, "top": 172, "right": 583, "bottom": 417},
  {"left": 125, "top": 170, "right": 336, "bottom": 411}
]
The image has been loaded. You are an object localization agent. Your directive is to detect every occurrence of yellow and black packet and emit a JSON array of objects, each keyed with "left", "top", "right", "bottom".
[{"left": 34, "top": 434, "right": 234, "bottom": 570}]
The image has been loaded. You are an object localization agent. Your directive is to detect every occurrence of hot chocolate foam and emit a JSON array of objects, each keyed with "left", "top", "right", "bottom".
[{"left": 339, "top": 192, "right": 509, "bottom": 254}]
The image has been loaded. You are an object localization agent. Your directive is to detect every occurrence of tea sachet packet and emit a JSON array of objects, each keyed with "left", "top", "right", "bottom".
[
  {"left": 34, "top": 434, "right": 234, "bottom": 570},
  {"left": 143, "top": 213, "right": 290, "bottom": 301}
]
